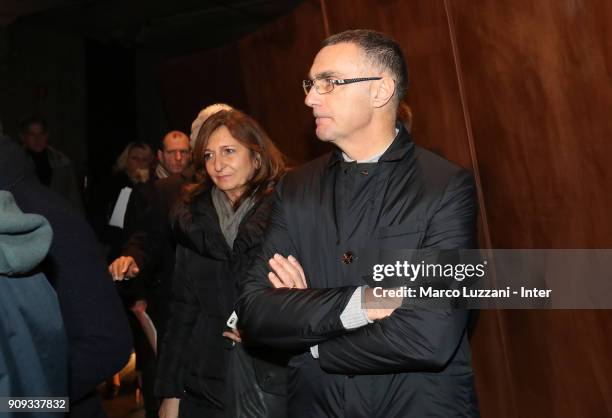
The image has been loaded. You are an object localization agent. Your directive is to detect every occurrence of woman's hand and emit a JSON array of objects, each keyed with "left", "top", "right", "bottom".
[{"left": 158, "top": 397, "right": 180, "bottom": 418}]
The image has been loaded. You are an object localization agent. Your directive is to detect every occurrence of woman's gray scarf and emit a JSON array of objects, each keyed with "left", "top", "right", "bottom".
[{"left": 211, "top": 186, "right": 255, "bottom": 249}]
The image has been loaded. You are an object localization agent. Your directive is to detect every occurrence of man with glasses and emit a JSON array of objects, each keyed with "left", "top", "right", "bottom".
[{"left": 239, "top": 30, "right": 479, "bottom": 417}]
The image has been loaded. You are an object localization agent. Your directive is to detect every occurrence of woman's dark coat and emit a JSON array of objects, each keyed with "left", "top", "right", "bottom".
[{"left": 155, "top": 189, "right": 286, "bottom": 411}]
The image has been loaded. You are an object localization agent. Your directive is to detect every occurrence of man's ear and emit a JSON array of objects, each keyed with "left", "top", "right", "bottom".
[
  {"left": 372, "top": 77, "right": 396, "bottom": 108},
  {"left": 157, "top": 149, "right": 163, "bottom": 162}
]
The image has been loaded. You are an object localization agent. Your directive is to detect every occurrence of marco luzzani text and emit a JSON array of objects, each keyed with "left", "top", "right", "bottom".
[{"left": 371, "top": 260, "right": 552, "bottom": 299}]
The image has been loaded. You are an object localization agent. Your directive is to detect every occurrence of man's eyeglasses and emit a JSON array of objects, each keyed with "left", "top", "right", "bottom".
[{"left": 302, "top": 77, "right": 382, "bottom": 95}]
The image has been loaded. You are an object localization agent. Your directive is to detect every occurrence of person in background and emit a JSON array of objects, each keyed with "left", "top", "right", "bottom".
[
  {"left": 110, "top": 130, "right": 192, "bottom": 284},
  {"left": 155, "top": 109, "right": 287, "bottom": 418},
  {"left": 0, "top": 134, "right": 132, "bottom": 418},
  {"left": 189, "top": 103, "right": 234, "bottom": 149},
  {"left": 0, "top": 190, "right": 68, "bottom": 417},
  {"left": 19, "top": 115, "right": 84, "bottom": 212},
  {"left": 105, "top": 130, "right": 191, "bottom": 414},
  {"left": 153, "top": 130, "right": 192, "bottom": 180},
  {"left": 115, "top": 141, "right": 155, "bottom": 184},
  {"left": 93, "top": 141, "right": 154, "bottom": 398},
  {"left": 96, "top": 141, "right": 154, "bottom": 261}
]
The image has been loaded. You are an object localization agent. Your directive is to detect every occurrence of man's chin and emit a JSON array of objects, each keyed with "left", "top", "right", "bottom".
[
  {"left": 315, "top": 128, "right": 335, "bottom": 143},
  {"left": 167, "top": 164, "right": 189, "bottom": 174}
]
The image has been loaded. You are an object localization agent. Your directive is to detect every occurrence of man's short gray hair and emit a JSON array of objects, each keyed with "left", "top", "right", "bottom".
[{"left": 322, "top": 30, "right": 409, "bottom": 106}]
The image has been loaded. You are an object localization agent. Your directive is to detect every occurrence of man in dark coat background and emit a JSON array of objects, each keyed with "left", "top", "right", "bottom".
[
  {"left": 18, "top": 115, "right": 84, "bottom": 213},
  {"left": 238, "top": 30, "right": 479, "bottom": 417},
  {"left": 0, "top": 134, "right": 132, "bottom": 418}
]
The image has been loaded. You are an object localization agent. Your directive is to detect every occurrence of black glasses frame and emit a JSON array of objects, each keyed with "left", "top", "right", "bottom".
[{"left": 302, "top": 77, "right": 382, "bottom": 95}]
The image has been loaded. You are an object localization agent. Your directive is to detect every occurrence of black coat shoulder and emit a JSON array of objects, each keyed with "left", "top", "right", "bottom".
[
  {"left": 414, "top": 146, "right": 472, "bottom": 189},
  {"left": 281, "top": 152, "right": 333, "bottom": 191}
]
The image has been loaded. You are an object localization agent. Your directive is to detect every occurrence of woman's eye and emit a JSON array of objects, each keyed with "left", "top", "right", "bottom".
[
  {"left": 223, "top": 148, "right": 235, "bottom": 155},
  {"left": 203, "top": 153, "right": 213, "bottom": 161}
]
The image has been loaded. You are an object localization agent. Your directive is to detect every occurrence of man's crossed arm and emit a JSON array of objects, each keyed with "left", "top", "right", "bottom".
[{"left": 237, "top": 171, "right": 477, "bottom": 373}]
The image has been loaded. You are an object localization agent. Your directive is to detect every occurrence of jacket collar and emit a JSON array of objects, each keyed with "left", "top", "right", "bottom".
[{"left": 326, "top": 122, "right": 414, "bottom": 168}]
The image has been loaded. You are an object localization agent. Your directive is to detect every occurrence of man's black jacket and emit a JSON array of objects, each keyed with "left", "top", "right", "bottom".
[{"left": 238, "top": 126, "right": 480, "bottom": 417}]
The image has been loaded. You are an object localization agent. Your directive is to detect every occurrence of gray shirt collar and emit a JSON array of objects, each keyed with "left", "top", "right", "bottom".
[{"left": 341, "top": 128, "right": 399, "bottom": 163}]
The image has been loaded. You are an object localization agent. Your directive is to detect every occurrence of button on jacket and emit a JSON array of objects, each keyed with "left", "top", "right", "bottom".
[{"left": 239, "top": 125, "right": 480, "bottom": 417}]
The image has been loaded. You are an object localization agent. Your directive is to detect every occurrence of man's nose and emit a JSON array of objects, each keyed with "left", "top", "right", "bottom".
[
  {"left": 304, "top": 87, "right": 319, "bottom": 108},
  {"left": 175, "top": 152, "right": 182, "bottom": 161}
]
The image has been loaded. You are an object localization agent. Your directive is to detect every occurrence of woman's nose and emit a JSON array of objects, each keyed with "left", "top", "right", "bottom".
[{"left": 214, "top": 157, "right": 224, "bottom": 172}]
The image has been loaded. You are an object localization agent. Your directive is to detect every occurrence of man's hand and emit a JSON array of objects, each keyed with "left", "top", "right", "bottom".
[
  {"left": 268, "top": 254, "right": 308, "bottom": 289},
  {"left": 158, "top": 397, "right": 180, "bottom": 418},
  {"left": 363, "top": 287, "right": 401, "bottom": 321},
  {"left": 108, "top": 256, "right": 140, "bottom": 281}
]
